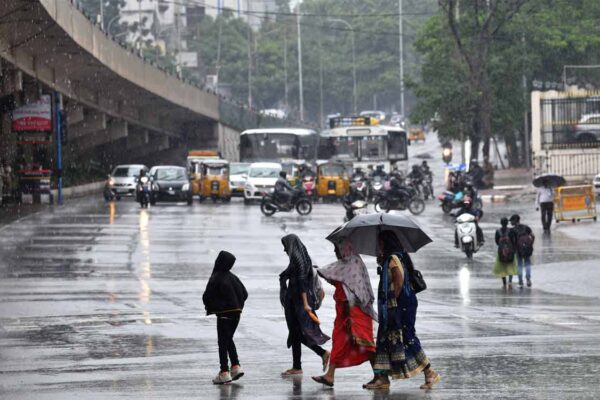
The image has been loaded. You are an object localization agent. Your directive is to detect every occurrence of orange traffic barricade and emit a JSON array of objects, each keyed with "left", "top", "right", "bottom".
[{"left": 554, "top": 185, "right": 597, "bottom": 223}]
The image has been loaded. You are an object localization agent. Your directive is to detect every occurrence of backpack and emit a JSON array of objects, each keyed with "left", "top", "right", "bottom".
[
  {"left": 516, "top": 229, "right": 534, "bottom": 257},
  {"left": 497, "top": 230, "right": 515, "bottom": 263},
  {"left": 311, "top": 266, "right": 325, "bottom": 310}
]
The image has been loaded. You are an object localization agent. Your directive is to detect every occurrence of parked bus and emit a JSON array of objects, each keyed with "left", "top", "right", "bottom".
[
  {"left": 317, "top": 116, "right": 408, "bottom": 173},
  {"left": 239, "top": 128, "right": 318, "bottom": 164}
]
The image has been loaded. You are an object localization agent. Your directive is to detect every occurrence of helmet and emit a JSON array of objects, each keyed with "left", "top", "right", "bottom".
[
  {"left": 376, "top": 164, "right": 384, "bottom": 170},
  {"left": 279, "top": 171, "right": 287, "bottom": 179},
  {"left": 422, "top": 160, "right": 428, "bottom": 166},
  {"left": 412, "top": 164, "right": 420, "bottom": 171}
]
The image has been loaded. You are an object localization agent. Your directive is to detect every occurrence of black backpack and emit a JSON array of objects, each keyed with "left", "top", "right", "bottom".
[
  {"left": 516, "top": 229, "right": 534, "bottom": 257},
  {"left": 497, "top": 230, "right": 515, "bottom": 263}
]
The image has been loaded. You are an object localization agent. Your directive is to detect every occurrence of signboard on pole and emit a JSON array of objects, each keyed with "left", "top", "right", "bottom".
[{"left": 12, "top": 95, "right": 52, "bottom": 131}]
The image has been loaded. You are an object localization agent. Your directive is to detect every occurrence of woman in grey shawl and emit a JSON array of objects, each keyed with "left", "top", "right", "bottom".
[{"left": 312, "top": 240, "right": 377, "bottom": 387}]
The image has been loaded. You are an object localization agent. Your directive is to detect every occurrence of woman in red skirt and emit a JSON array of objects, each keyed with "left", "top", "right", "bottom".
[{"left": 312, "top": 241, "right": 377, "bottom": 387}]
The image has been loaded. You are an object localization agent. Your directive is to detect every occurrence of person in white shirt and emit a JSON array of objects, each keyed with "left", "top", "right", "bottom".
[{"left": 536, "top": 183, "right": 554, "bottom": 232}]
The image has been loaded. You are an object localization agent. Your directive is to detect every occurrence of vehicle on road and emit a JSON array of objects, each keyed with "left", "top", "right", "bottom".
[
  {"left": 373, "top": 187, "right": 425, "bottom": 215},
  {"left": 239, "top": 128, "right": 318, "bottom": 165},
  {"left": 260, "top": 188, "right": 313, "bottom": 217},
  {"left": 594, "top": 173, "right": 600, "bottom": 195},
  {"left": 187, "top": 150, "right": 220, "bottom": 198},
  {"left": 408, "top": 127, "right": 426, "bottom": 143},
  {"left": 243, "top": 162, "right": 282, "bottom": 204},
  {"left": 103, "top": 175, "right": 116, "bottom": 201},
  {"left": 574, "top": 113, "right": 600, "bottom": 143},
  {"left": 229, "top": 162, "right": 250, "bottom": 197},
  {"left": 343, "top": 199, "right": 369, "bottom": 222},
  {"left": 198, "top": 159, "right": 232, "bottom": 203},
  {"left": 108, "top": 164, "right": 148, "bottom": 199},
  {"left": 149, "top": 166, "right": 193, "bottom": 206},
  {"left": 316, "top": 161, "right": 351, "bottom": 201},
  {"left": 318, "top": 116, "right": 408, "bottom": 173},
  {"left": 359, "top": 110, "right": 386, "bottom": 123},
  {"left": 438, "top": 189, "right": 482, "bottom": 214},
  {"left": 456, "top": 213, "right": 480, "bottom": 259}
]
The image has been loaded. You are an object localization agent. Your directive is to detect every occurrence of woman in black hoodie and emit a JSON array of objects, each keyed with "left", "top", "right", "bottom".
[
  {"left": 280, "top": 234, "right": 330, "bottom": 376},
  {"left": 203, "top": 251, "right": 248, "bottom": 385}
]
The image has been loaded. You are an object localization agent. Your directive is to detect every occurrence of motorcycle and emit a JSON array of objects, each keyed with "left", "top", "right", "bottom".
[
  {"left": 137, "top": 176, "right": 151, "bottom": 208},
  {"left": 373, "top": 187, "right": 425, "bottom": 215},
  {"left": 343, "top": 199, "right": 369, "bottom": 222},
  {"left": 103, "top": 175, "right": 116, "bottom": 202},
  {"left": 301, "top": 176, "right": 316, "bottom": 198},
  {"left": 369, "top": 176, "right": 385, "bottom": 199},
  {"left": 423, "top": 173, "right": 434, "bottom": 200},
  {"left": 456, "top": 213, "right": 480, "bottom": 258},
  {"left": 261, "top": 189, "right": 313, "bottom": 216},
  {"left": 352, "top": 176, "right": 370, "bottom": 200},
  {"left": 438, "top": 190, "right": 482, "bottom": 214}
]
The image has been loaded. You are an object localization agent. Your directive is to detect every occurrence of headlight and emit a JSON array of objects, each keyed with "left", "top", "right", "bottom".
[
  {"left": 152, "top": 183, "right": 159, "bottom": 191},
  {"left": 182, "top": 183, "right": 190, "bottom": 191},
  {"left": 245, "top": 182, "right": 254, "bottom": 191},
  {"left": 108, "top": 179, "right": 114, "bottom": 186}
]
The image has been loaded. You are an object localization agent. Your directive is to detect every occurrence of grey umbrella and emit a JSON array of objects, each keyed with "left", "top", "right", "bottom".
[{"left": 326, "top": 213, "right": 432, "bottom": 256}]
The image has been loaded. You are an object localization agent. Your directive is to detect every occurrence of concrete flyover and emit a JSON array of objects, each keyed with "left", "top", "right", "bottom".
[{"left": 0, "top": 0, "right": 292, "bottom": 178}]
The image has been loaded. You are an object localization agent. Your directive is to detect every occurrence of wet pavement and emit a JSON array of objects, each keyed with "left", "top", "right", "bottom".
[{"left": 1, "top": 191, "right": 600, "bottom": 400}]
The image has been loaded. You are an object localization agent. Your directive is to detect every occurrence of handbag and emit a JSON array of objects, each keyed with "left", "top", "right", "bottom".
[{"left": 409, "top": 269, "right": 427, "bottom": 294}]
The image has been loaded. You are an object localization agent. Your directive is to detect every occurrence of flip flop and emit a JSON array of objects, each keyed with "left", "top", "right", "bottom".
[
  {"left": 312, "top": 376, "right": 334, "bottom": 387},
  {"left": 281, "top": 369, "right": 303, "bottom": 377}
]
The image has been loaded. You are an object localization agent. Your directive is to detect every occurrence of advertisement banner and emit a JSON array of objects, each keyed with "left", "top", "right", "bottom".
[{"left": 12, "top": 95, "right": 52, "bottom": 131}]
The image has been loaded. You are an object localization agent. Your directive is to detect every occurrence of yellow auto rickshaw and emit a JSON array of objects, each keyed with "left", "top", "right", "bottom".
[
  {"left": 187, "top": 150, "right": 220, "bottom": 197},
  {"left": 317, "top": 161, "right": 350, "bottom": 201},
  {"left": 199, "top": 159, "right": 232, "bottom": 202},
  {"left": 408, "top": 127, "right": 426, "bottom": 143}
]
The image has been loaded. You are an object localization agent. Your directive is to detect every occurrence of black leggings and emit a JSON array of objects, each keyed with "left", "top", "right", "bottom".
[
  {"left": 287, "top": 307, "right": 326, "bottom": 370},
  {"left": 217, "top": 313, "right": 240, "bottom": 372}
]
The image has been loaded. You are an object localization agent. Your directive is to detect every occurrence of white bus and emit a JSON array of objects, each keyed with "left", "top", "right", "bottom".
[
  {"left": 239, "top": 128, "right": 318, "bottom": 164},
  {"left": 317, "top": 117, "right": 408, "bottom": 172}
]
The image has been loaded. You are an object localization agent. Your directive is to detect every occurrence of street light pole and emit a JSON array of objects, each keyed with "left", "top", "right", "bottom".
[
  {"left": 296, "top": 5, "right": 304, "bottom": 120},
  {"left": 99, "top": 0, "right": 104, "bottom": 30},
  {"left": 328, "top": 18, "right": 356, "bottom": 115},
  {"left": 247, "top": 0, "right": 253, "bottom": 109},
  {"left": 399, "top": 0, "right": 405, "bottom": 117}
]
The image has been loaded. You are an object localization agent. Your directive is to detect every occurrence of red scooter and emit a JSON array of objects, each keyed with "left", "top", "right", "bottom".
[{"left": 302, "top": 176, "right": 316, "bottom": 198}]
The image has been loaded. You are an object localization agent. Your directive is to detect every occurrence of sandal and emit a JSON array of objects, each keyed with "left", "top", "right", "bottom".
[
  {"left": 281, "top": 369, "right": 303, "bottom": 377},
  {"left": 312, "top": 375, "right": 334, "bottom": 387},
  {"left": 322, "top": 351, "right": 330, "bottom": 372},
  {"left": 364, "top": 376, "right": 390, "bottom": 390},
  {"left": 420, "top": 369, "right": 441, "bottom": 390}
]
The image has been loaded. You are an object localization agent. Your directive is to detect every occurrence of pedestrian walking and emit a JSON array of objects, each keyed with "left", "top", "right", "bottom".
[
  {"left": 202, "top": 251, "right": 248, "bottom": 385},
  {"left": 364, "top": 230, "right": 440, "bottom": 390},
  {"left": 280, "top": 234, "right": 330, "bottom": 376},
  {"left": 536, "top": 183, "right": 554, "bottom": 232},
  {"left": 494, "top": 217, "right": 518, "bottom": 291},
  {"left": 311, "top": 240, "right": 377, "bottom": 387},
  {"left": 509, "top": 214, "right": 535, "bottom": 288}
]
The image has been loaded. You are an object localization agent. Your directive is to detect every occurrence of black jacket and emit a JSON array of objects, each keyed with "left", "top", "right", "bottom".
[{"left": 202, "top": 251, "right": 248, "bottom": 315}]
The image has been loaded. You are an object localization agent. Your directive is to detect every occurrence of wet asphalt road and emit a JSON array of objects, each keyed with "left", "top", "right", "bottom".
[{"left": 1, "top": 189, "right": 600, "bottom": 399}]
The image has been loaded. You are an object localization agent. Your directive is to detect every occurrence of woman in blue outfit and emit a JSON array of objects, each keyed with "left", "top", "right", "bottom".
[{"left": 364, "top": 230, "right": 440, "bottom": 390}]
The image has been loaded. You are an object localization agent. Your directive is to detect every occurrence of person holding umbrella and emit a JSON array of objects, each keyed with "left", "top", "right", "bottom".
[
  {"left": 326, "top": 213, "right": 438, "bottom": 390},
  {"left": 279, "top": 234, "right": 330, "bottom": 377},
  {"left": 311, "top": 240, "right": 377, "bottom": 388},
  {"left": 533, "top": 174, "right": 565, "bottom": 233}
]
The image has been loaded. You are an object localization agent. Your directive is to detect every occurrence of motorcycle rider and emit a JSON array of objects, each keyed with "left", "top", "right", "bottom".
[
  {"left": 342, "top": 184, "right": 365, "bottom": 221},
  {"left": 468, "top": 159, "right": 485, "bottom": 189},
  {"left": 298, "top": 164, "right": 316, "bottom": 179},
  {"left": 453, "top": 197, "right": 484, "bottom": 248},
  {"left": 371, "top": 164, "right": 388, "bottom": 180},
  {"left": 136, "top": 169, "right": 149, "bottom": 203},
  {"left": 352, "top": 167, "right": 366, "bottom": 181},
  {"left": 421, "top": 160, "right": 431, "bottom": 176},
  {"left": 407, "top": 164, "right": 424, "bottom": 183},
  {"left": 274, "top": 171, "right": 295, "bottom": 208}
]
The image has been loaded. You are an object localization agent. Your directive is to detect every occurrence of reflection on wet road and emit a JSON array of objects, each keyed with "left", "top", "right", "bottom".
[{"left": 1, "top": 196, "right": 600, "bottom": 399}]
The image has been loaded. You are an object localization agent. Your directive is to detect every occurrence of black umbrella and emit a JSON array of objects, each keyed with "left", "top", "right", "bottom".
[
  {"left": 326, "top": 213, "right": 432, "bottom": 257},
  {"left": 533, "top": 174, "right": 566, "bottom": 188}
]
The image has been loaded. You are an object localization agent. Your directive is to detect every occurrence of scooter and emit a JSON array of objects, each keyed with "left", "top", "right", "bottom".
[
  {"left": 137, "top": 176, "right": 151, "bottom": 208},
  {"left": 353, "top": 177, "right": 370, "bottom": 200},
  {"left": 103, "top": 175, "right": 116, "bottom": 202},
  {"left": 343, "top": 199, "right": 369, "bottom": 222},
  {"left": 301, "top": 176, "right": 316, "bottom": 198},
  {"left": 369, "top": 176, "right": 385, "bottom": 200},
  {"left": 456, "top": 213, "right": 480, "bottom": 259}
]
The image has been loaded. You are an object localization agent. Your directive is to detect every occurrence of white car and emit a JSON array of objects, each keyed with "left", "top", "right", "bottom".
[
  {"left": 243, "top": 162, "right": 282, "bottom": 204},
  {"left": 230, "top": 162, "right": 250, "bottom": 197},
  {"left": 574, "top": 113, "right": 600, "bottom": 142},
  {"left": 593, "top": 173, "right": 600, "bottom": 195},
  {"left": 109, "top": 164, "right": 148, "bottom": 198}
]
